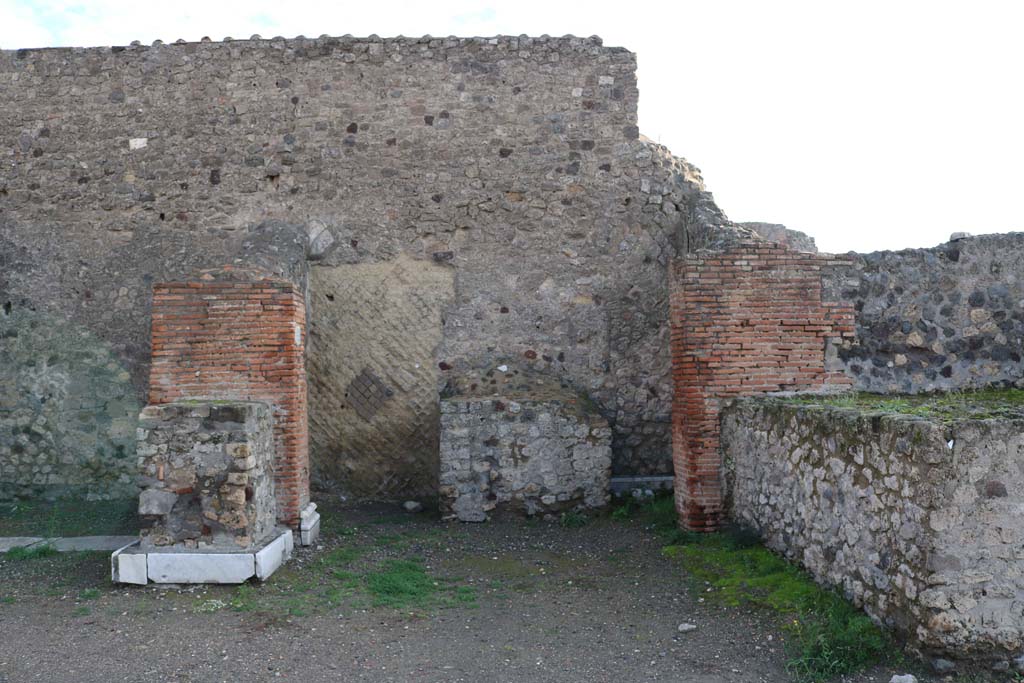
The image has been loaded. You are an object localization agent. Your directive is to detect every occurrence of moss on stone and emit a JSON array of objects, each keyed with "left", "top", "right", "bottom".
[{"left": 782, "top": 388, "right": 1024, "bottom": 424}]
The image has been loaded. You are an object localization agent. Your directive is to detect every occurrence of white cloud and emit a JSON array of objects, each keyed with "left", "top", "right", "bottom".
[{"left": 1, "top": 0, "right": 1022, "bottom": 253}]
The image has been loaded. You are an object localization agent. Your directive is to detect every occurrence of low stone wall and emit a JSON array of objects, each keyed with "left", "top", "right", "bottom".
[
  {"left": 136, "top": 401, "right": 277, "bottom": 549},
  {"left": 439, "top": 380, "right": 612, "bottom": 521},
  {"left": 723, "top": 397, "right": 1024, "bottom": 666}
]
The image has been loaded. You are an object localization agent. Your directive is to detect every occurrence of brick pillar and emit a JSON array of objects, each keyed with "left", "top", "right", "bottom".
[
  {"left": 670, "top": 241, "right": 854, "bottom": 531},
  {"left": 147, "top": 275, "right": 309, "bottom": 528}
]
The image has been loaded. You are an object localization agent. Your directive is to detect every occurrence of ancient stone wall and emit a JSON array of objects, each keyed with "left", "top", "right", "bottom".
[
  {"left": 669, "top": 241, "right": 855, "bottom": 530},
  {"left": 724, "top": 397, "right": 1024, "bottom": 666},
  {"left": 0, "top": 35, "right": 749, "bottom": 490},
  {"left": 439, "top": 376, "right": 612, "bottom": 520},
  {"left": 137, "top": 401, "right": 277, "bottom": 549},
  {"left": 0, "top": 306, "right": 139, "bottom": 501},
  {"left": 826, "top": 233, "right": 1024, "bottom": 393}
]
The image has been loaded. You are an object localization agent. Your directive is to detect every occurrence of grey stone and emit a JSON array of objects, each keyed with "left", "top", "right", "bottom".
[
  {"left": 146, "top": 551, "right": 256, "bottom": 584},
  {"left": 50, "top": 535, "right": 138, "bottom": 552},
  {"left": 741, "top": 222, "right": 817, "bottom": 253},
  {"left": 306, "top": 222, "right": 336, "bottom": 260},
  {"left": 403, "top": 500, "right": 424, "bottom": 513},
  {"left": 0, "top": 537, "right": 43, "bottom": 552},
  {"left": 931, "top": 658, "right": 955, "bottom": 673},
  {"left": 138, "top": 489, "right": 177, "bottom": 516},
  {"left": 889, "top": 676, "right": 918, "bottom": 683},
  {"left": 677, "top": 623, "right": 697, "bottom": 633}
]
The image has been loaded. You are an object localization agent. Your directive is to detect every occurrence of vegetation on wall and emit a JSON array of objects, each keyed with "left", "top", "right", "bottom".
[{"left": 787, "top": 387, "right": 1024, "bottom": 423}]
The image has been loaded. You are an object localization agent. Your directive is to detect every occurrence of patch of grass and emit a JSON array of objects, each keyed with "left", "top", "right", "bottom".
[
  {"left": 618, "top": 493, "right": 893, "bottom": 682},
  {"left": 663, "top": 533, "right": 892, "bottom": 682},
  {"left": 373, "top": 532, "right": 406, "bottom": 547},
  {"left": 4, "top": 543, "right": 58, "bottom": 560},
  {"left": 787, "top": 387, "right": 1024, "bottom": 423},
  {"left": 78, "top": 588, "right": 101, "bottom": 601},
  {"left": 0, "top": 497, "right": 138, "bottom": 537},
  {"left": 365, "top": 558, "right": 476, "bottom": 609},
  {"left": 225, "top": 539, "right": 475, "bottom": 617},
  {"left": 230, "top": 583, "right": 258, "bottom": 612},
  {"left": 321, "top": 546, "right": 366, "bottom": 566},
  {"left": 73, "top": 606, "right": 91, "bottom": 617},
  {"left": 559, "top": 511, "right": 588, "bottom": 528}
]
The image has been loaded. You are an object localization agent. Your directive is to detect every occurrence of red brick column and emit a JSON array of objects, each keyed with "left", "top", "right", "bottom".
[
  {"left": 147, "top": 276, "right": 309, "bottom": 528},
  {"left": 670, "top": 241, "right": 854, "bottom": 531}
]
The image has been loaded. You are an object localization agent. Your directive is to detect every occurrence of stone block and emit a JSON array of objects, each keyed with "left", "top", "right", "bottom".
[
  {"left": 139, "top": 489, "right": 177, "bottom": 516},
  {"left": 53, "top": 535, "right": 138, "bottom": 552},
  {"left": 299, "top": 504, "right": 320, "bottom": 546},
  {"left": 0, "top": 537, "right": 43, "bottom": 552},
  {"left": 147, "top": 552, "right": 255, "bottom": 584},
  {"left": 111, "top": 541, "right": 147, "bottom": 585},
  {"left": 439, "top": 381, "right": 611, "bottom": 521},
  {"left": 254, "top": 530, "right": 292, "bottom": 580}
]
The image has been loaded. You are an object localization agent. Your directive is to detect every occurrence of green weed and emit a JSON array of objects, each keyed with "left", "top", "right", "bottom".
[
  {"left": 789, "top": 387, "right": 1024, "bottom": 423},
  {"left": 559, "top": 511, "right": 588, "bottom": 528},
  {"left": 226, "top": 538, "right": 475, "bottom": 617},
  {"left": 365, "top": 558, "right": 476, "bottom": 609},
  {"left": 617, "top": 492, "right": 892, "bottom": 682},
  {"left": 4, "top": 543, "right": 58, "bottom": 560},
  {"left": 78, "top": 588, "right": 101, "bottom": 601},
  {"left": 663, "top": 534, "right": 892, "bottom": 681}
]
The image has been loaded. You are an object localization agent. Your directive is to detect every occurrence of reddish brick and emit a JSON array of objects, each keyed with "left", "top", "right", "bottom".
[
  {"left": 671, "top": 241, "right": 854, "bottom": 531},
  {"left": 147, "top": 276, "right": 309, "bottom": 529}
]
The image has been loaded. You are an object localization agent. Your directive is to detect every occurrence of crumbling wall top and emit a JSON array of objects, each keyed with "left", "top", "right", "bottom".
[{"left": 2, "top": 33, "right": 622, "bottom": 63}]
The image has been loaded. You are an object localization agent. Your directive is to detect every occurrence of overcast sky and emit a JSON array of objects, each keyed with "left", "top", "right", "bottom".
[{"left": 3, "top": 0, "right": 1022, "bottom": 254}]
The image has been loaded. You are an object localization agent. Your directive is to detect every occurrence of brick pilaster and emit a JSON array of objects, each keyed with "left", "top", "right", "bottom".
[
  {"left": 147, "top": 276, "right": 309, "bottom": 528},
  {"left": 670, "top": 241, "right": 854, "bottom": 530}
]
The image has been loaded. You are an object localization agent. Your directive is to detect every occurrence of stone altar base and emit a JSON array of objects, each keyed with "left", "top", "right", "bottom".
[
  {"left": 112, "top": 528, "right": 293, "bottom": 585},
  {"left": 113, "top": 399, "right": 300, "bottom": 584}
]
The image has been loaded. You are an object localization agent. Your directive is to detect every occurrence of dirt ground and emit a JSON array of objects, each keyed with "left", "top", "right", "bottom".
[{"left": 0, "top": 503, "right": 937, "bottom": 683}]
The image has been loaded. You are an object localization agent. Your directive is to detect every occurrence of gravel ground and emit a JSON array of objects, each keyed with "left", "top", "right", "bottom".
[{"left": 0, "top": 503, "right": 938, "bottom": 683}]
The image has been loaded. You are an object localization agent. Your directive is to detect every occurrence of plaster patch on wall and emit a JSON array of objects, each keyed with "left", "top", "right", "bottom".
[{"left": 307, "top": 254, "right": 454, "bottom": 499}]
